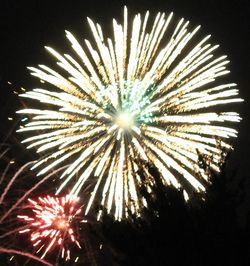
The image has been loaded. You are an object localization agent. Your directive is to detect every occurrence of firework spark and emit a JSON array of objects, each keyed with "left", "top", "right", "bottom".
[
  {"left": 18, "top": 195, "right": 82, "bottom": 260},
  {"left": 17, "top": 7, "right": 242, "bottom": 220}
]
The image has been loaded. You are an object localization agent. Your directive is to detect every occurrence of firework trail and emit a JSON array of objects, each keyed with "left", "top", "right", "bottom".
[
  {"left": 0, "top": 162, "right": 33, "bottom": 205},
  {"left": 17, "top": 7, "right": 242, "bottom": 220},
  {"left": 0, "top": 150, "right": 56, "bottom": 265},
  {"left": 0, "top": 248, "right": 53, "bottom": 266},
  {"left": 18, "top": 194, "right": 83, "bottom": 260},
  {"left": 0, "top": 165, "right": 67, "bottom": 224}
]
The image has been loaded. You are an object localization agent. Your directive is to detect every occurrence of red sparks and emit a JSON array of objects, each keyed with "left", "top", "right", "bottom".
[{"left": 18, "top": 195, "right": 83, "bottom": 260}]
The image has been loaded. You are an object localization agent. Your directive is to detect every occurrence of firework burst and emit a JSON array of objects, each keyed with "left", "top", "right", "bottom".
[
  {"left": 18, "top": 195, "right": 83, "bottom": 260},
  {"left": 17, "top": 7, "right": 242, "bottom": 220}
]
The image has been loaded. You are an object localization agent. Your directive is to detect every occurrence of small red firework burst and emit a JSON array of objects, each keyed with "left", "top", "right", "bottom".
[{"left": 18, "top": 194, "right": 84, "bottom": 260}]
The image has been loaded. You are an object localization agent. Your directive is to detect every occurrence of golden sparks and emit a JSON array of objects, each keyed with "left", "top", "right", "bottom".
[{"left": 17, "top": 7, "right": 242, "bottom": 220}]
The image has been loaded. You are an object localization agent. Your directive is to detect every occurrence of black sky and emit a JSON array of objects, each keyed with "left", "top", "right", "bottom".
[{"left": 0, "top": 0, "right": 249, "bottom": 211}]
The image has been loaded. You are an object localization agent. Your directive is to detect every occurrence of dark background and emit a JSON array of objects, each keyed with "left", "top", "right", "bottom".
[
  {"left": 0, "top": 0, "right": 249, "bottom": 167},
  {"left": 0, "top": 0, "right": 249, "bottom": 265},
  {"left": 0, "top": 0, "right": 249, "bottom": 215}
]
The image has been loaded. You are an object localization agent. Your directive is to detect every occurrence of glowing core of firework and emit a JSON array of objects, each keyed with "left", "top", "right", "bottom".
[
  {"left": 18, "top": 195, "right": 82, "bottom": 260},
  {"left": 115, "top": 112, "right": 134, "bottom": 129}
]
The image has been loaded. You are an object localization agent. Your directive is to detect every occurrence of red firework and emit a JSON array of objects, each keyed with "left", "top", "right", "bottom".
[{"left": 18, "top": 194, "right": 84, "bottom": 260}]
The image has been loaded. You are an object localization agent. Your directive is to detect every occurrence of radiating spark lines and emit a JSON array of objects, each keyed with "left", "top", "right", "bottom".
[
  {"left": 18, "top": 195, "right": 82, "bottom": 259},
  {"left": 17, "top": 7, "right": 242, "bottom": 220}
]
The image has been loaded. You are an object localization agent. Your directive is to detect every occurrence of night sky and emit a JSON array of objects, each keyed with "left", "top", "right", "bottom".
[
  {"left": 0, "top": 0, "right": 249, "bottom": 194},
  {"left": 0, "top": 0, "right": 250, "bottom": 264}
]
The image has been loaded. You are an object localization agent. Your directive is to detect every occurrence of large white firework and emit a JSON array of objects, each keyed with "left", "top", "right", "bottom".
[{"left": 17, "top": 7, "right": 242, "bottom": 220}]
